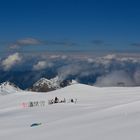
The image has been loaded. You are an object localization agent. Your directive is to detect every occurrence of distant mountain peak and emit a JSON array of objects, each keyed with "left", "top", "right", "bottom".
[
  {"left": 29, "top": 76, "right": 77, "bottom": 92},
  {"left": 0, "top": 81, "right": 21, "bottom": 95}
]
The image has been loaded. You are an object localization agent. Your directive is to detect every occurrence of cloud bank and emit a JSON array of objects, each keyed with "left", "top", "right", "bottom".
[
  {"left": 0, "top": 53, "right": 140, "bottom": 88},
  {"left": 9, "top": 38, "right": 41, "bottom": 49},
  {"left": 9, "top": 38, "right": 78, "bottom": 50},
  {"left": 95, "top": 70, "right": 134, "bottom": 86}
]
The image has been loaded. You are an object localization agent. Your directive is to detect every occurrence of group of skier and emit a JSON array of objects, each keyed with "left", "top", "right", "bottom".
[{"left": 48, "top": 97, "right": 77, "bottom": 105}]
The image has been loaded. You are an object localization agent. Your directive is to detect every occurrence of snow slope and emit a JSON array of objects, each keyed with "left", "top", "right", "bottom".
[{"left": 0, "top": 84, "right": 140, "bottom": 140}]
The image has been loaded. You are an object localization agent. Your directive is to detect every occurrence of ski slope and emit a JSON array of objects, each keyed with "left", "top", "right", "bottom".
[{"left": 0, "top": 84, "right": 140, "bottom": 140}]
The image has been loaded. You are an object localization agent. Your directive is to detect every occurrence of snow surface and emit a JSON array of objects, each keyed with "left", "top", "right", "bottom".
[{"left": 0, "top": 84, "right": 140, "bottom": 140}]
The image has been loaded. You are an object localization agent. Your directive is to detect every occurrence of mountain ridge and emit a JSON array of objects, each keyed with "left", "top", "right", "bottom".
[
  {"left": 28, "top": 76, "right": 77, "bottom": 92},
  {"left": 0, "top": 81, "right": 22, "bottom": 95}
]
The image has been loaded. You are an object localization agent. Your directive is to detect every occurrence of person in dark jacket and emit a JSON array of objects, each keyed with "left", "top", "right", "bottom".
[{"left": 54, "top": 97, "right": 59, "bottom": 103}]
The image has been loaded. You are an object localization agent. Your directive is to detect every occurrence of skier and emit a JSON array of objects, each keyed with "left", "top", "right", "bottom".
[
  {"left": 71, "top": 99, "right": 74, "bottom": 103},
  {"left": 54, "top": 97, "right": 59, "bottom": 103}
]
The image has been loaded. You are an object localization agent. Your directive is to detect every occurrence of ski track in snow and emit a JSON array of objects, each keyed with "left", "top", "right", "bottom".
[{"left": 0, "top": 84, "right": 140, "bottom": 140}]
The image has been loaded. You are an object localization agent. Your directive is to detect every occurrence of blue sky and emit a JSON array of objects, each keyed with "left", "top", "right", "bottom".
[{"left": 0, "top": 0, "right": 140, "bottom": 53}]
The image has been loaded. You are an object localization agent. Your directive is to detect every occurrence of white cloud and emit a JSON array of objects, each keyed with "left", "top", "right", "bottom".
[
  {"left": 49, "top": 55, "right": 68, "bottom": 60},
  {"left": 10, "top": 38, "right": 41, "bottom": 49},
  {"left": 9, "top": 38, "right": 77, "bottom": 50},
  {"left": 2, "top": 53, "right": 22, "bottom": 71},
  {"left": 95, "top": 70, "right": 134, "bottom": 86},
  {"left": 103, "top": 54, "right": 116, "bottom": 60},
  {"left": 58, "top": 64, "right": 82, "bottom": 81},
  {"left": 87, "top": 58, "right": 94, "bottom": 63},
  {"left": 17, "top": 38, "right": 40, "bottom": 45},
  {"left": 50, "top": 55, "right": 60, "bottom": 59},
  {"left": 33, "top": 61, "right": 53, "bottom": 71}
]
